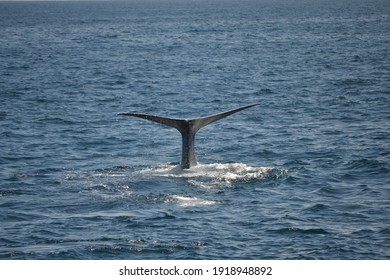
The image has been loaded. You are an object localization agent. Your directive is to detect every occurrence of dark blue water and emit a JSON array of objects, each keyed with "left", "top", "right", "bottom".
[{"left": 1, "top": 0, "right": 390, "bottom": 259}]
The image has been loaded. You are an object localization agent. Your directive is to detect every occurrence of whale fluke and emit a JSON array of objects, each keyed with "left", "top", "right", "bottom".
[{"left": 119, "top": 104, "right": 259, "bottom": 169}]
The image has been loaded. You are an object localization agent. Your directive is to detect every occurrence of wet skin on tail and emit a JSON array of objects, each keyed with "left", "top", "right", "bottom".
[{"left": 119, "top": 104, "right": 259, "bottom": 169}]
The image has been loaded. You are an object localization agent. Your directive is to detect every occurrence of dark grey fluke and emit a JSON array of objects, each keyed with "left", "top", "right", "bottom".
[{"left": 119, "top": 104, "right": 259, "bottom": 169}]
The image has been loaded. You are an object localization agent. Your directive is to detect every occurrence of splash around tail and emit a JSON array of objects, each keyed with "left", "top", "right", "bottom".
[{"left": 139, "top": 162, "right": 287, "bottom": 188}]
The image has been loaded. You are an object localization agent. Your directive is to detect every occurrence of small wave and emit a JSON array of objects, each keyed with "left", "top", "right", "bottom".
[
  {"left": 0, "top": 190, "right": 19, "bottom": 197},
  {"left": 303, "top": 203, "right": 331, "bottom": 213},
  {"left": 65, "top": 165, "right": 135, "bottom": 181},
  {"left": 268, "top": 227, "right": 330, "bottom": 235},
  {"left": 0, "top": 111, "right": 6, "bottom": 120},
  {"left": 38, "top": 117, "right": 76, "bottom": 125},
  {"left": 346, "top": 159, "right": 389, "bottom": 174}
]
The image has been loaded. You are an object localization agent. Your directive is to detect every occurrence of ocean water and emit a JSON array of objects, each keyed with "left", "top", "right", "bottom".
[{"left": 1, "top": 0, "right": 389, "bottom": 260}]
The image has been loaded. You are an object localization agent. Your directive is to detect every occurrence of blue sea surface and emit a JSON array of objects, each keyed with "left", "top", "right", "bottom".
[{"left": 1, "top": 0, "right": 390, "bottom": 259}]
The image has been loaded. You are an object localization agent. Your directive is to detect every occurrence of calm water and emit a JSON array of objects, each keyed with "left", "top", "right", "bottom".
[{"left": 1, "top": 0, "right": 390, "bottom": 259}]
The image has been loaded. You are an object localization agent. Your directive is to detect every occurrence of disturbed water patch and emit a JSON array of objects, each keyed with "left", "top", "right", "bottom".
[{"left": 139, "top": 163, "right": 287, "bottom": 189}]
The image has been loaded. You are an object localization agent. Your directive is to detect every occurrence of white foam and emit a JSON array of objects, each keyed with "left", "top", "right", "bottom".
[
  {"left": 140, "top": 162, "right": 286, "bottom": 181},
  {"left": 138, "top": 163, "right": 287, "bottom": 190},
  {"left": 167, "top": 195, "right": 217, "bottom": 207}
]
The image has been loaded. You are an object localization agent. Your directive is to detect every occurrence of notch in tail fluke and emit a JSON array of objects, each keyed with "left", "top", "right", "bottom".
[{"left": 119, "top": 103, "right": 259, "bottom": 169}]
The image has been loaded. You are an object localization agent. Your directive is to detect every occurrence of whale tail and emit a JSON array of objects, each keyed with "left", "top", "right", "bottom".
[{"left": 119, "top": 104, "right": 259, "bottom": 169}]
